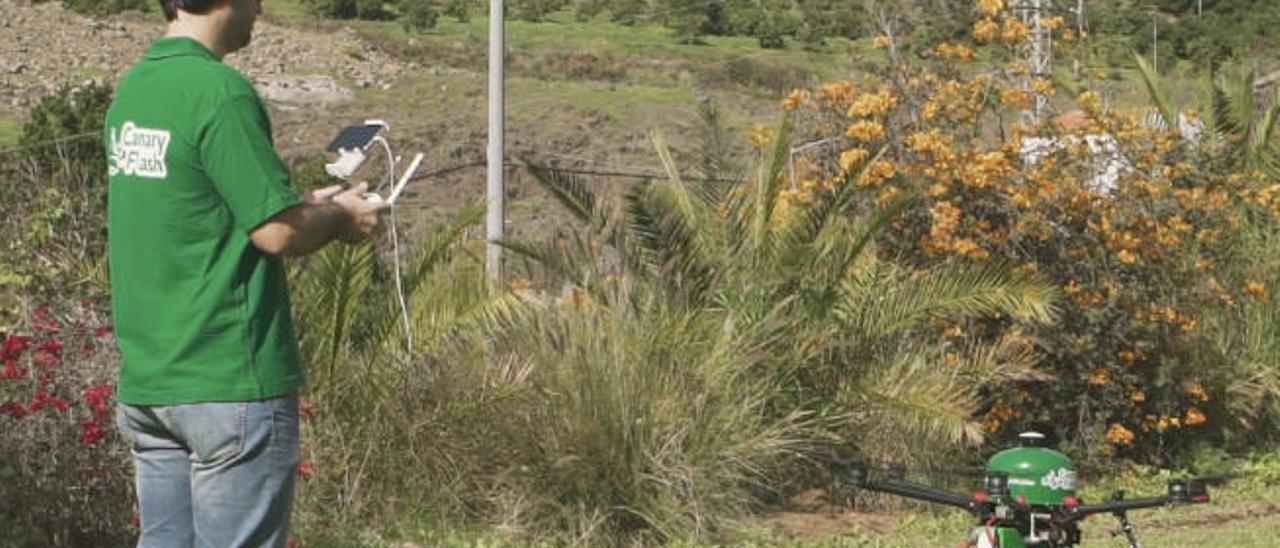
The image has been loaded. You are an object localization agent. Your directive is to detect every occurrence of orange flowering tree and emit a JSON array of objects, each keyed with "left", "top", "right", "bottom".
[{"left": 778, "top": 0, "right": 1280, "bottom": 464}]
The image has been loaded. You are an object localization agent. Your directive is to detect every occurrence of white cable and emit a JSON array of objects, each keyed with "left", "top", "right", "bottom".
[
  {"left": 389, "top": 205, "right": 412, "bottom": 354},
  {"left": 374, "top": 134, "right": 414, "bottom": 355},
  {"left": 371, "top": 136, "right": 395, "bottom": 193}
]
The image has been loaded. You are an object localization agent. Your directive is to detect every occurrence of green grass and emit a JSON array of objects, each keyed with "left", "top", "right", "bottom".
[
  {"left": 332, "top": 10, "right": 856, "bottom": 96},
  {"left": 263, "top": 0, "right": 312, "bottom": 23},
  {"left": 0, "top": 115, "right": 20, "bottom": 148},
  {"left": 295, "top": 476, "right": 1278, "bottom": 548}
]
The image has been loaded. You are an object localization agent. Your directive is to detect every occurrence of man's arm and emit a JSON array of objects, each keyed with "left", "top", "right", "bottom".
[{"left": 250, "top": 183, "right": 385, "bottom": 257}]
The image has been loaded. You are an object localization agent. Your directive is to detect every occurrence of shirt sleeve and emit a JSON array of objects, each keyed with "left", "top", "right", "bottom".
[{"left": 200, "top": 93, "right": 302, "bottom": 233}]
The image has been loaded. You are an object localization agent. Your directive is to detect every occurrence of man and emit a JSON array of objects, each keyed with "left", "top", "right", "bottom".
[{"left": 104, "top": 1, "right": 383, "bottom": 546}]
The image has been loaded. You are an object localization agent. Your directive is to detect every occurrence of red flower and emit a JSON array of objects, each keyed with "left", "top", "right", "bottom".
[
  {"left": 1, "top": 335, "right": 32, "bottom": 361},
  {"left": 51, "top": 395, "right": 70, "bottom": 413},
  {"left": 298, "top": 398, "right": 315, "bottom": 422},
  {"left": 1, "top": 361, "right": 24, "bottom": 380},
  {"left": 83, "top": 384, "right": 114, "bottom": 414},
  {"left": 94, "top": 325, "right": 114, "bottom": 339},
  {"left": 34, "top": 339, "right": 63, "bottom": 367},
  {"left": 30, "top": 391, "right": 52, "bottom": 412},
  {"left": 296, "top": 460, "right": 315, "bottom": 481},
  {"left": 130, "top": 514, "right": 140, "bottom": 528},
  {"left": 2, "top": 401, "right": 28, "bottom": 419},
  {"left": 79, "top": 419, "right": 106, "bottom": 445}
]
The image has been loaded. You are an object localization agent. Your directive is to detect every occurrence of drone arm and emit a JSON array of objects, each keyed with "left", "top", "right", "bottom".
[
  {"left": 1070, "top": 495, "right": 1168, "bottom": 517},
  {"left": 854, "top": 476, "right": 982, "bottom": 512}
]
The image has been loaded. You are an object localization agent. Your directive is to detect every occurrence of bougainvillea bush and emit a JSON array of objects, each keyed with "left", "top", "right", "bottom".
[
  {"left": 0, "top": 83, "right": 134, "bottom": 546},
  {"left": 0, "top": 299, "right": 134, "bottom": 547}
]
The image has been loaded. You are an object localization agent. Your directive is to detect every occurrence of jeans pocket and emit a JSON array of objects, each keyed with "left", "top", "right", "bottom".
[
  {"left": 169, "top": 402, "right": 247, "bottom": 466},
  {"left": 114, "top": 405, "right": 142, "bottom": 450}
]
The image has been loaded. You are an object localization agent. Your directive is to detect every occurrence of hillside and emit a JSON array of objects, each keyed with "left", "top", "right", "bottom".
[{"left": 1, "top": 0, "right": 854, "bottom": 239}]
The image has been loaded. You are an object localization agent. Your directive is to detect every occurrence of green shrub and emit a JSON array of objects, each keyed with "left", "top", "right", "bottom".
[
  {"left": 43, "top": 0, "right": 150, "bottom": 16},
  {"left": 441, "top": 0, "right": 473, "bottom": 22},
  {"left": 400, "top": 0, "right": 438, "bottom": 31},
  {"left": 302, "top": 0, "right": 391, "bottom": 20},
  {"left": 510, "top": 0, "right": 568, "bottom": 22},
  {"left": 0, "top": 83, "right": 112, "bottom": 303}
]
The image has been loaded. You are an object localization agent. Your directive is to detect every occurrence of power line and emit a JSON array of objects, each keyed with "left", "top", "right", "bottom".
[
  {"left": 0, "top": 131, "right": 100, "bottom": 157},
  {"left": 537, "top": 165, "right": 736, "bottom": 185}
]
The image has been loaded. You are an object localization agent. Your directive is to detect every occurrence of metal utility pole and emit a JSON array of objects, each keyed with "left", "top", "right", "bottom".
[
  {"left": 1152, "top": 12, "right": 1158, "bottom": 73},
  {"left": 1073, "top": 0, "right": 1086, "bottom": 78},
  {"left": 1077, "top": 0, "right": 1086, "bottom": 35},
  {"left": 1013, "top": 0, "right": 1052, "bottom": 125},
  {"left": 487, "top": 0, "right": 505, "bottom": 286}
]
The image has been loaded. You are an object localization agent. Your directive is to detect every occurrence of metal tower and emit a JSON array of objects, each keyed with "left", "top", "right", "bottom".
[{"left": 1011, "top": 0, "right": 1053, "bottom": 125}]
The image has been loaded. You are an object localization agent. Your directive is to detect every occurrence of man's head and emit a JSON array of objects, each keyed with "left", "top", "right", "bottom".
[
  {"left": 158, "top": 0, "right": 222, "bottom": 21},
  {"left": 159, "top": 0, "right": 262, "bottom": 56}
]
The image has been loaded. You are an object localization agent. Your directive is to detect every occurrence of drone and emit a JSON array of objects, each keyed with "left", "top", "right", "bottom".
[{"left": 837, "top": 432, "right": 1210, "bottom": 548}]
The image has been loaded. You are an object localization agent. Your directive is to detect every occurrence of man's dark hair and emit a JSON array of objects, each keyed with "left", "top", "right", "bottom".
[{"left": 157, "top": 0, "right": 226, "bottom": 21}]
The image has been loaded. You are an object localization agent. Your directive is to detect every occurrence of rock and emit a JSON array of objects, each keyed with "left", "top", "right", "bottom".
[{"left": 256, "top": 74, "right": 354, "bottom": 105}]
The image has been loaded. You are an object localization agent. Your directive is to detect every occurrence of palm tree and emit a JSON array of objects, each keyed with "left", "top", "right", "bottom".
[
  {"left": 509, "top": 121, "right": 1058, "bottom": 465},
  {"left": 1136, "top": 54, "right": 1280, "bottom": 177}
]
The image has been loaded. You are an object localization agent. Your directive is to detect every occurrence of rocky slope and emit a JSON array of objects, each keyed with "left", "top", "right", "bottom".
[{"left": 0, "top": 1, "right": 406, "bottom": 113}]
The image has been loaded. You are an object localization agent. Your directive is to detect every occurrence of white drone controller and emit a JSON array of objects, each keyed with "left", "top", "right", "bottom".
[
  {"left": 324, "top": 120, "right": 423, "bottom": 206},
  {"left": 365, "top": 152, "right": 423, "bottom": 206}
]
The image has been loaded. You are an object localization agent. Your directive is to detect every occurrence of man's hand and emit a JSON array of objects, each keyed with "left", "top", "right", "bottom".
[
  {"left": 307, "top": 184, "right": 344, "bottom": 204},
  {"left": 330, "top": 182, "right": 388, "bottom": 243},
  {"left": 250, "top": 182, "right": 387, "bottom": 256}
]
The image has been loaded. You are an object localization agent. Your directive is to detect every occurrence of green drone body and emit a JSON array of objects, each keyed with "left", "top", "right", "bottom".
[{"left": 986, "top": 432, "right": 1077, "bottom": 506}]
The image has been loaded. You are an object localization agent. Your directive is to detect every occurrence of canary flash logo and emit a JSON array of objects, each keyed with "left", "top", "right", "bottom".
[{"left": 109, "top": 122, "right": 171, "bottom": 179}]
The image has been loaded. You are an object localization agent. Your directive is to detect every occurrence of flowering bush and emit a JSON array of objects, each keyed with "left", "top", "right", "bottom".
[
  {"left": 777, "top": 1, "right": 1280, "bottom": 465},
  {"left": 0, "top": 299, "right": 134, "bottom": 546}
]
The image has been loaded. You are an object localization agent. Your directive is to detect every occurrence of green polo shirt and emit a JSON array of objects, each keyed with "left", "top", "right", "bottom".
[{"left": 105, "top": 37, "right": 304, "bottom": 405}]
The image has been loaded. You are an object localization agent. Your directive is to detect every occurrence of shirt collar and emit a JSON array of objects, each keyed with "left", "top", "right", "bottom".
[{"left": 143, "top": 36, "right": 220, "bottom": 62}]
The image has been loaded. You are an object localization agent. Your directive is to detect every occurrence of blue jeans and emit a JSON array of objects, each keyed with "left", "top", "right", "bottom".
[{"left": 115, "top": 393, "right": 301, "bottom": 548}]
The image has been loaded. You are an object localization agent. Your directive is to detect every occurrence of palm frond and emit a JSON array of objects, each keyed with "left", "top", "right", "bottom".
[
  {"left": 748, "top": 116, "right": 794, "bottom": 258},
  {"left": 357, "top": 203, "right": 485, "bottom": 358},
  {"left": 837, "top": 262, "right": 1058, "bottom": 344},
  {"left": 497, "top": 234, "right": 596, "bottom": 291},
  {"left": 1254, "top": 97, "right": 1280, "bottom": 177},
  {"left": 649, "top": 130, "right": 685, "bottom": 192},
  {"left": 849, "top": 352, "right": 986, "bottom": 449},
  {"left": 778, "top": 145, "right": 891, "bottom": 257},
  {"left": 1196, "top": 68, "right": 1222, "bottom": 145},
  {"left": 1134, "top": 53, "right": 1178, "bottom": 133},
  {"left": 949, "top": 336, "right": 1053, "bottom": 385},
  {"left": 1258, "top": 94, "right": 1279, "bottom": 148},
  {"left": 623, "top": 181, "right": 718, "bottom": 304},
  {"left": 818, "top": 191, "right": 915, "bottom": 288},
  {"left": 292, "top": 241, "right": 375, "bottom": 392},
  {"left": 1232, "top": 66, "right": 1257, "bottom": 137},
  {"left": 524, "top": 160, "right": 605, "bottom": 226},
  {"left": 1211, "top": 79, "right": 1244, "bottom": 140}
]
